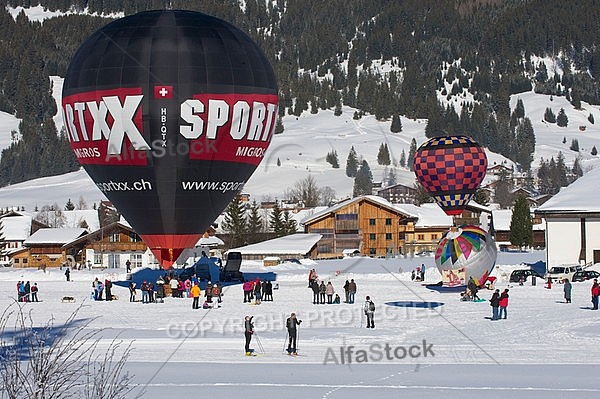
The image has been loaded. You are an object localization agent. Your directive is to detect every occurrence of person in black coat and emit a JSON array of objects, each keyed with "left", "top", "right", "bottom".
[
  {"left": 489, "top": 289, "right": 500, "bottom": 320},
  {"left": 286, "top": 313, "right": 302, "bottom": 354},
  {"left": 244, "top": 316, "right": 254, "bottom": 355},
  {"left": 310, "top": 280, "right": 320, "bottom": 304},
  {"left": 468, "top": 276, "right": 480, "bottom": 300}
]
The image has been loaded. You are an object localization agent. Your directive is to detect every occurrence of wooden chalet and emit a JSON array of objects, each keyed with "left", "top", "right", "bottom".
[
  {"left": 18, "top": 228, "right": 88, "bottom": 268},
  {"left": 302, "top": 195, "right": 452, "bottom": 258},
  {"left": 376, "top": 183, "right": 417, "bottom": 204},
  {"left": 63, "top": 221, "right": 150, "bottom": 269}
]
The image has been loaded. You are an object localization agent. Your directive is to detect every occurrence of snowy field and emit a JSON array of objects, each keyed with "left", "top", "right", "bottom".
[{"left": 1, "top": 251, "right": 599, "bottom": 398}]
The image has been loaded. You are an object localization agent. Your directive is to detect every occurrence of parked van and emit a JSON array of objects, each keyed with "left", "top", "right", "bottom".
[{"left": 545, "top": 265, "right": 582, "bottom": 282}]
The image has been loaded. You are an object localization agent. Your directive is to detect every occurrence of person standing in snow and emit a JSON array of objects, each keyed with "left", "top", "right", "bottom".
[
  {"left": 191, "top": 282, "right": 201, "bottom": 309},
  {"left": 591, "top": 279, "right": 600, "bottom": 310},
  {"left": 286, "top": 313, "right": 302, "bottom": 354},
  {"left": 105, "top": 279, "right": 113, "bottom": 301},
  {"left": 243, "top": 280, "right": 252, "bottom": 303},
  {"left": 343, "top": 280, "right": 350, "bottom": 303},
  {"left": 319, "top": 281, "right": 326, "bottom": 304},
  {"left": 64, "top": 267, "right": 70, "bottom": 282},
  {"left": 468, "top": 276, "right": 480, "bottom": 300},
  {"left": 30, "top": 282, "right": 39, "bottom": 302},
  {"left": 129, "top": 282, "right": 136, "bottom": 302},
  {"left": 206, "top": 281, "right": 213, "bottom": 303},
  {"left": 326, "top": 281, "right": 334, "bottom": 304},
  {"left": 420, "top": 264, "right": 426, "bottom": 281},
  {"left": 310, "top": 280, "right": 320, "bottom": 304},
  {"left": 348, "top": 279, "right": 357, "bottom": 304},
  {"left": 244, "top": 315, "right": 254, "bottom": 355},
  {"left": 563, "top": 278, "right": 572, "bottom": 303},
  {"left": 498, "top": 289, "right": 509, "bottom": 319},
  {"left": 364, "top": 296, "right": 375, "bottom": 328},
  {"left": 490, "top": 289, "right": 500, "bottom": 320}
]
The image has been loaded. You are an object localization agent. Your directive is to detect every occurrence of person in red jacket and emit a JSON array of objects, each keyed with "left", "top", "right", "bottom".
[
  {"left": 591, "top": 279, "right": 599, "bottom": 310},
  {"left": 499, "top": 289, "right": 509, "bottom": 319}
]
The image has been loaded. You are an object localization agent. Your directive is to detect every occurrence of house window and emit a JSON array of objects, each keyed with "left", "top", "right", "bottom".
[
  {"left": 14, "top": 258, "right": 19, "bottom": 264},
  {"left": 386, "top": 233, "right": 392, "bottom": 240},
  {"left": 94, "top": 253, "right": 102, "bottom": 265},
  {"left": 131, "top": 253, "right": 143, "bottom": 268},
  {"left": 22, "top": 258, "right": 27, "bottom": 264},
  {"left": 108, "top": 254, "right": 120, "bottom": 268},
  {"left": 417, "top": 234, "right": 425, "bottom": 241},
  {"left": 109, "top": 233, "right": 120, "bottom": 243},
  {"left": 369, "top": 233, "right": 376, "bottom": 240},
  {"left": 369, "top": 219, "right": 376, "bottom": 226},
  {"left": 369, "top": 248, "right": 376, "bottom": 255},
  {"left": 129, "top": 233, "right": 141, "bottom": 242},
  {"left": 431, "top": 234, "right": 438, "bottom": 240},
  {"left": 385, "top": 218, "right": 392, "bottom": 225}
]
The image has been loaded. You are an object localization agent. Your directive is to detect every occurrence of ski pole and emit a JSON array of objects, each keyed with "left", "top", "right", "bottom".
[{"left": 255, "top": 332, "right": 265, "bottom": 354}]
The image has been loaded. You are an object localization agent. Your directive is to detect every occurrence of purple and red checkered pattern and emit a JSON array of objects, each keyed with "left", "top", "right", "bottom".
[{"left": 413, "top": 136, "right": 487, "bottom": 214}]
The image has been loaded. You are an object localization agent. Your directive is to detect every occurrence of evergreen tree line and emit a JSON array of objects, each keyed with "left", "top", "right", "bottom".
[
  {"left": 1, "top": 0, "right": 600, "bottom": 185},
  {"left": 221, "top": 196, "right": 298, "bottom": 248}
]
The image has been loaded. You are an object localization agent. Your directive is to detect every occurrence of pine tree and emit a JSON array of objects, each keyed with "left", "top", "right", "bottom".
[
  {"left": 246, "top": 199, "right": 263, "bottom": 243},
  {"left": 326, "top": 150, "right": 339, "bottom": 168},
  {"left": 592, "top": 146, "right": 598, "bottom": 156},
  {"left": 377, "top": 143, "right": 391, "bottom": 166},
  {"left": 407, "top": 138, "right": 417, "bottom": 171},
  {"left": 353, "top": 160, "right": 373, "bottom": 196},
  {"left": 399, "top": 149, "right": 406, "bottom": 168},
  {"left": 509, "top": 195, "right": 533, "bottom": 248},
  {"left": 345, "top": 146, "right": 359, "bottom": 177},
  {"left": 386, "top": 168, "right": 397, "bottom": 187},
  {"left": 588, "top": 113, "right": 595, "bottom": 124},
  {"left": 572, "top": 157, "right": 583, "bottom": 178},
  {"left": 221, "top": 195, "right": 247, "bottom": 248},
  {"left": 269, "top": 201, "right": 285, "bottom": 236},
  {"left": 556, "top": 108, "right": 568, "bottom": 127},
  {"left": 544, "top": 107, "right": 556, "bottom": 123},
  {"left": 282, "top": 210, "right": 298, "bottom": 235},
  {"left": 570, "top": 139, "right": 579, "bottom": 152},
  {"left": 390, "top": 114, "right": 402, "bottom": 133},
  {"left": 65, "top": 198, "right": 75, "bottom": 211}
]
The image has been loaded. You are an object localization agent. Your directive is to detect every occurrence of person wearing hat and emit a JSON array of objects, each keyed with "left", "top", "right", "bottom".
[{"left": 286, "top": 313, "right": 302, "bottom": 354}]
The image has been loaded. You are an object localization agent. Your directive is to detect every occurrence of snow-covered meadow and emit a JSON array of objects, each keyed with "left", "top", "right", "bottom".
[{"left": 1, "top": 251, "right": 599, "bottom": 398}]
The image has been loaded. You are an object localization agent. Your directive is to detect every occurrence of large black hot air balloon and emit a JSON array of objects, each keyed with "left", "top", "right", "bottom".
[{"left": 62, "top": 10, "right": 278, "bottom": 268}]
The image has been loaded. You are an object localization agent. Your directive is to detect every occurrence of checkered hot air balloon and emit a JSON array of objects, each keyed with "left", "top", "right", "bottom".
[{"left": 413, "top": 136, "right": 487, "bottom": 216}]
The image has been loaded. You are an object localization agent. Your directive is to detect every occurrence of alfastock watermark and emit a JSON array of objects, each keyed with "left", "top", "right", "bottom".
[{"left": 323, "top": 340, "right": 435, "bottom": 365}]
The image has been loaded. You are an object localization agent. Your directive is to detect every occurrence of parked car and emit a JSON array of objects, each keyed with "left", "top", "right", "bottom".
[
  {"left": 509, "top": 269, "right": 544, "bottom": 283},
  {"left": 572, "top": 270, "right": 600, "bottom": 282},
  {"left": 545, "top": 265, "right": 583, "bottom": 282}
]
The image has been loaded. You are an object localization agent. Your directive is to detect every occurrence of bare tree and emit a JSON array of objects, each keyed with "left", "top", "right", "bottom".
[
  {"left": 0, "top": 301, "right": 142, "bottom": 399},
  {"left": 284, "top": 175, "right": 321, "bottom": 207}
]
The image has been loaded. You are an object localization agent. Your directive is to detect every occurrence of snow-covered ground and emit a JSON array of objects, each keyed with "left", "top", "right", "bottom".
[{"left": 1, "top": 251, "right": 598, "bottom": 398}]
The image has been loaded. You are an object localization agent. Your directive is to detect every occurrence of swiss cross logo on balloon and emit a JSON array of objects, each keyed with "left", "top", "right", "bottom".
[{"left": 62, "top": 88, "right": 279, "bottom": 166}]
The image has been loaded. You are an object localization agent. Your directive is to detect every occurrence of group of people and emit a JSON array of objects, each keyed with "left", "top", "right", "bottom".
[
  {"left": 16, "top": 280, "right": 39, "bottom": 302},
  {"left": 243, "top": 278, "right": 274, "bottom": 304},
  {"left": 308, "top": 269, "right": 357, "bottom": 305},
  {"left": 489, "top": 288, "right": 509, "bottom": 320},
  {"left": 92, "top": 278, "right": 113, "bottom": 301}
]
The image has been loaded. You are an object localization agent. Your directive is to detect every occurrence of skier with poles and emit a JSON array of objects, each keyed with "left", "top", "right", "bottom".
[
  {"left": 286, "top": 312, "right": 302, "bottom": 355},
  {"left": 244, "top": 315, "right": 255, "bottom": 356}
]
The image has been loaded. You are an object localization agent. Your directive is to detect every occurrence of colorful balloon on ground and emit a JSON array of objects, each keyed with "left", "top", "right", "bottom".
[
  {"left": 62, "top": 10, "right": 278, "bottom": 268},
  {"left": 413, "top": 136, "right": 487, "bottom": 215},
  {"left": 435, "top": 225, "right": 497, "bottom": 287}
]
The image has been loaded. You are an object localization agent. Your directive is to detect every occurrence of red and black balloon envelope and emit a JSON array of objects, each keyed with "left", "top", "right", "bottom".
[
  {"left": 413, "top": 136, "right": 487, "bottom": 216},
  {"left": 62, "top": 10, "right": 278, "bottom": 269}
]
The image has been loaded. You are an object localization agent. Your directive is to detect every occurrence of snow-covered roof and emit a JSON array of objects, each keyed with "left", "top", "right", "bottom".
[
  {"left": 0, "top": 215, "right": 32, "bottom": 241},
  {"left": 394, "top": 203, "right": 453, "bottom": 227},
  {"left": 24, "top": 228, "right": 88, "bottom": 245},
  {"left": 196, "top": 236, "right": 224, "bottom": 247},
  {"left": 229, "top": 233, "right": 322, "bottom": 255},
  {"left": 537, "top": 167, "right": 600, "bottom": 214}
]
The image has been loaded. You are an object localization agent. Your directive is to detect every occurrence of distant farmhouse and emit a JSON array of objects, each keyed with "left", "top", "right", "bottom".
[{"left": 536, "top": 167, "right": 600, "bottom": 268}]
